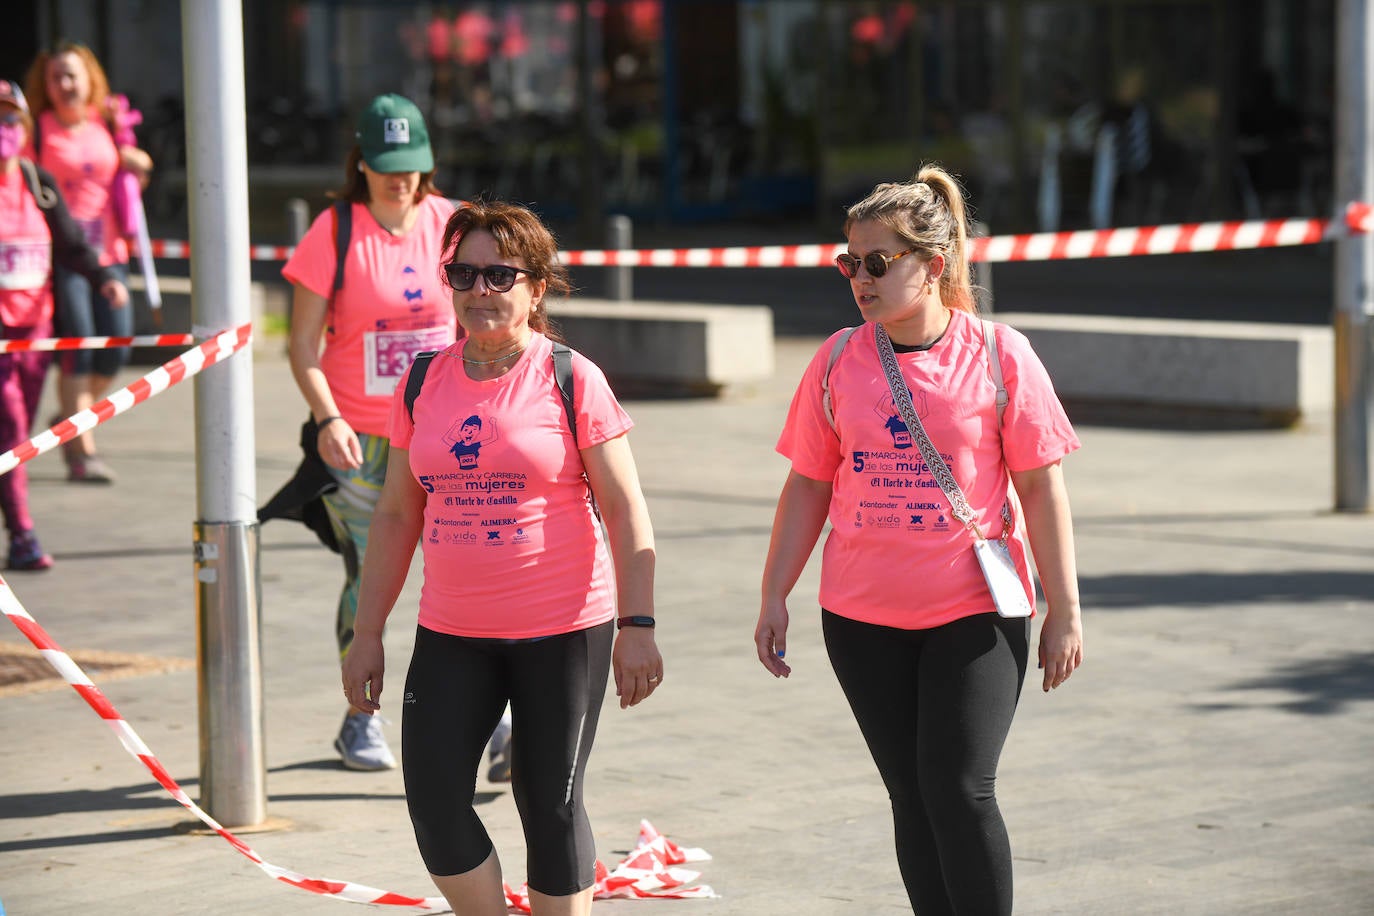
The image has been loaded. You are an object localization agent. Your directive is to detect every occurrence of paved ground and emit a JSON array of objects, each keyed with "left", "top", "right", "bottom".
[{"left": 1, "top": 328, "right": 1372, "bottom": 915}]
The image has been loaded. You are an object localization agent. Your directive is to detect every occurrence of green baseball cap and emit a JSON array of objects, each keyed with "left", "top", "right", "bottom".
[{"left": 356, "top": 94, "right": 434, "bottom": 173}]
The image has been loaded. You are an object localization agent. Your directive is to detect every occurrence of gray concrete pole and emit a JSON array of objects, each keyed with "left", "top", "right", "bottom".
[
  {"left": 182, "top": 0, "right": 266, "bottom": 825},
  {"left": 607, "top": 214, "right": 633, "bottom": 302},
  {"left": 1334, "top": 0, "right": 1373, "bottom": 512}
]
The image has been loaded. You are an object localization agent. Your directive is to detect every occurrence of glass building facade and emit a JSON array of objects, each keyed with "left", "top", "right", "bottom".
[{"left": 16, "top": 0, "right": 1337, "bottom": 241}]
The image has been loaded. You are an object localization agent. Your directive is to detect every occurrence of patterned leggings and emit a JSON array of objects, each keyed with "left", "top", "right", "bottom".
[{"left": 321, "top": 432, "right": 389, "bottom": 656}]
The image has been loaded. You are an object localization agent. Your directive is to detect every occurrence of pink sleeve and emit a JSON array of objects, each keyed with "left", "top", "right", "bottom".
[
  {"left": 570, "top": 352, "right": 633, "bottom": 447},
  {"left": 774, "top": 335, "right": 844, "bottom": 483},
  {"left": 281, "top": 206, "right": 340, "bottom": 298},
  {"left": 385, "top": 362, "right": 417, "bottom": 449},
  {"left": 995, "top": 324, "right": 1081, "bottom": 471}
]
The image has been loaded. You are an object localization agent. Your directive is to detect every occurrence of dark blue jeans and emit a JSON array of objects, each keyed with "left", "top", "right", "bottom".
[{"left": 54, "top": 262, "right": 131, "bottom": 377}]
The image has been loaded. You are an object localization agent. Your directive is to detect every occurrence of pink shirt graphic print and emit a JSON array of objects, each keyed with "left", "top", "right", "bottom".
[
  {"left": 389, "top": 334, "right": 634, "bottom": 639},
  {"left": 777, "top": 313, "right": 1080, "bottom": 630},
  {"left": 282, "top": 196, "right": 457, "bottom": 436}
]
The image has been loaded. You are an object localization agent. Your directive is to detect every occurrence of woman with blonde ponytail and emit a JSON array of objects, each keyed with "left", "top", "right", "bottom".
[{"left": 755, "top": 165, "right": 1084, "bottom": 913}]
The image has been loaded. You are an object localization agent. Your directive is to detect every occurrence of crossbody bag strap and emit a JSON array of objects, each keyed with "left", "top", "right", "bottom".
[
  {"left": 982, "top": 319, "right": 1008, "bottom": 426},
  {"left": 874, "top": 323, "right": 1011, "bottom": 541}
]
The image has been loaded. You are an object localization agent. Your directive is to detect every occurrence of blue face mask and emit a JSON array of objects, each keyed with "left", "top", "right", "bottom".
[{"left": 0, "top": 123, "right": 23, "bottom": 159}]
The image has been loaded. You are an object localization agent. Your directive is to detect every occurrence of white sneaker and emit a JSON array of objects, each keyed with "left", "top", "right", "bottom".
[{"left": 335, "top": 713, "right": 397, "bottom": 771}]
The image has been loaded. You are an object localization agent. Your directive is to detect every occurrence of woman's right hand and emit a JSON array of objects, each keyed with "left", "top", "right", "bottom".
[
  {"left": 318, "top": 417, "right": 363, "bottom": 470},
  {"left": 341, "top": 633, "right": 385, "bottom": 713},
  {"left": 755, "top": 598, "right": 792, "bottom": 678}
]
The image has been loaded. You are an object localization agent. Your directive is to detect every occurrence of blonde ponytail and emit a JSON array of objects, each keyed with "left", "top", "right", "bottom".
[{"left": 844, "top": 164, "right": 978, "bottom": 313}]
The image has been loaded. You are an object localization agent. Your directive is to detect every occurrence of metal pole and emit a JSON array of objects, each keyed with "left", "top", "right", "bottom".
[
  {"left": 182, "top": 0, "right": 266, "bottom": 825},
  {"left": 1334, "top": 0, "right": 1373, "bottom": 512},
  {"left": 606, "top": 214, "right": 633, "bottom": 302},
  {"left": 285, "top": 198, "right": 311, "bottom": 330}
]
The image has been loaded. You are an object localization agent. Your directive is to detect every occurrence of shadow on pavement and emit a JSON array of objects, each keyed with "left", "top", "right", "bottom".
[
  {"left": 1193, "top": 650, "right": 1374, "bottom": 716},
  {"left": 1079, "top": 570, "right": 1374, "bottom": 609}
]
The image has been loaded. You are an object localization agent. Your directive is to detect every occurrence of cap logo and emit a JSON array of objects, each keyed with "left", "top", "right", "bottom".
[{"left": 383, "top": 118, "right": 410, "bottom": 145}]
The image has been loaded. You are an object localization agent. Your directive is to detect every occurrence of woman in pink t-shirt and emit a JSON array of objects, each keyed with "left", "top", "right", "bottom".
[
  {"left": 25, "top": 43, "right": 152, "bottom": 484},
  {"left": 0, "top": 78, "right": 128, "bottom": 569},
  {"left": 341, "top": 200, "right": 661, "bottom": 914},
  {"left": 755, "top": 166, "right": 1084, "bottom": 914},
  {"left": 278, "top": 94, "right": 458, "bottom": 774}
]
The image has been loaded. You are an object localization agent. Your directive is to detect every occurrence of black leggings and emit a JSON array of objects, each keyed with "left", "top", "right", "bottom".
[
  {"left": 401, "top": 622, "right": 612, "bottom": 895},
  {"left": 823, "top": 610, "right": 1030, "bottom": 916}
]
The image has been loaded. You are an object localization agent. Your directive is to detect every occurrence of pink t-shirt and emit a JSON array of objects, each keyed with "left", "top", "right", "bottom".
[
  {"left": 777, "top": 311, "right": 1080, "bottom": 630},
  {"left": 282, "top": 195, "right": 458, "bottom": 436},
  {"left": 0, "top": 167, "right": 54, "bottom": 327},
  {"left": 388, "top": 333, "right": 634, "bottom": 638},
  {"left": 36, "top": 109, "right": 126, "bottom": 266}
]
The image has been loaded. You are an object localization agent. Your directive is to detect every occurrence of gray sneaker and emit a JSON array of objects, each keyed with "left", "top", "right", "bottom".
[
  {"left": 334, "top": 713, "right": 397, "bottom": 771},
  {"left": 486, "top": 719, "right": 512, "bottom": 782}
]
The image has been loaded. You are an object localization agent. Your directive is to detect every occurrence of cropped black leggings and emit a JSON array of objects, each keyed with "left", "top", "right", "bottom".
[
  {"left": 823, "top": 610, "right": 1030, "bottom": 916},
  {"left": 402, "top": 622, "right": 612, "bottom": 895}
]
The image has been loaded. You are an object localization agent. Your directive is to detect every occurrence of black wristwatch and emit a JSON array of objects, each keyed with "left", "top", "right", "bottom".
[{"left": 616, "top": 615, "right": 656, "bottom": 630}]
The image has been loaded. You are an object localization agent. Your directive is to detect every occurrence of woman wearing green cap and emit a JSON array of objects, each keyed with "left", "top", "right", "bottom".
[{"left": 279, "top": 93, "right": 459, "bottom": 772}]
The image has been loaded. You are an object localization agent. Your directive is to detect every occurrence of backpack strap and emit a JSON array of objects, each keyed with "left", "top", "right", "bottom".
[
  {"left": 331, "top": 200, "right": 351, "bottom": 294},
  {"left": 982, "top": 319, "right": 1008, "bottom": 427},
  {"left": 550, "top": 342, "right": 600, "bottom": 521},
  {"left": 18, "top": 159, "right": 56, "bottom": 210},
  {"left": 551, "top": 342, "right": 578, "bottom": 445},
  {"left": 822, "top": 326, "right": 858, "bottom": 434},
  {"left": 404, "top": 351, "right": 438, "bottom": 421}
]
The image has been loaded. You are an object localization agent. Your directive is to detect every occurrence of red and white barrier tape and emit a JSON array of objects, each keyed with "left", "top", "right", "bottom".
[
  {"left": 0, "top": 323, "right": 251, "bottom": 477},
  {"left": 0, "top": 332, "right": 194, "bottom": 353},
  {"left": 1, "top": 575, "right": 714, "bottom": 909},
  {"left": 143, "top": 202, "right": 1371, "bottom": 266}
]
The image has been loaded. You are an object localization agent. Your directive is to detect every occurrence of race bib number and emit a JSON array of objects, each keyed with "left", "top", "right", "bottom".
[
  {"left": 363, "top": 325, "right": 453, "bottom": 397},
  {"left": 0, "top": 241, "right": 52, "bottom": 291}
]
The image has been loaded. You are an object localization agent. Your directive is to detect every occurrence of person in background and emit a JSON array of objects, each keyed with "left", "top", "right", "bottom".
[
  {"left": 0, "top": 79, "right": 128, "bottom": 569},
  {"left": 754, "top": 166, "right": 1084, "bottom": 914},
  {"left": 24, "top": 42, "right": 152, "bottom": 484},
  {"left": 342, "top": 200, "right": 662, "bottom": 915},
  {"left": 279, "top": 94, "right": 458, "bottom": 772}
]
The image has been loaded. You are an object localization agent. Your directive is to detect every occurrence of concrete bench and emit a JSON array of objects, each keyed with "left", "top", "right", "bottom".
[
  {"left": 996, "top": 311, "right": 1333, "bottom": 426},
  {"left": 126, "top": 275, "right": 279, "bottom": 364},
  {"left": 553, "top": 298, "right": 775, "bottom": 397}
]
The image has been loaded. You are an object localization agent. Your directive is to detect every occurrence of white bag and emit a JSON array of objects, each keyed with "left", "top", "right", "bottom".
[{"left": 972, "top": 537, "right": 1033, "bottom": 618}]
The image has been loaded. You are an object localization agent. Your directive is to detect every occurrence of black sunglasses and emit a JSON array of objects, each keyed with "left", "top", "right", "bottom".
[
  {"left": 835, "top": 246, "right": 920, "bottom": 280},
  {"left": 444, "top": 262, "right": 534, "bottom": 293}
]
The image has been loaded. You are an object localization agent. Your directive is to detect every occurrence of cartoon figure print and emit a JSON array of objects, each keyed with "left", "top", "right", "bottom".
[
  {"left": 445, "top": 413, "right": 499, "bottom": 469},
  {"left": 874, "top": 388, "right": 928, "bottom": 449}
]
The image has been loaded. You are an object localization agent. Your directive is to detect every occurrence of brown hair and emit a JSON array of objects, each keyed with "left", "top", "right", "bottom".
[
  {"left": 843, "top": 164, "right": 978, "bottom": 314},
  {"left": 441, "top": 199, "right": 572, "bottom": 339},
  {"left": 328, "top": 145, "right": 442, "bottom": 204},
  {"left": 24, "top": 42, "right": 112, "bottom": 128}
]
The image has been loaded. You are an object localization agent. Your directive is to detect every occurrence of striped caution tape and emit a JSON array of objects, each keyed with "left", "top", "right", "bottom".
[
  {"left": 143, "top": 201, "right": 1372, "bottom": 266},
  {"left": 0, "top": 323, "right": 251, "bottom": 477},
  {"left": 0, "top": 575, "right": 715, "bottom": 909},
  {"left": 0, "top": 332, "right": 195, "bottom": 353}
]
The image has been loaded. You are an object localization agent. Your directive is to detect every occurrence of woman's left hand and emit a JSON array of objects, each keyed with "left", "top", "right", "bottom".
[
  {"left": 1038, "top": 607, "right": 1083, "bottom": 692},
  {"left": 101, "top": 279, "right": 130, "bottom": 308},
  {"left": 612, "top": 626, "right": 663, "bottom": 709}
]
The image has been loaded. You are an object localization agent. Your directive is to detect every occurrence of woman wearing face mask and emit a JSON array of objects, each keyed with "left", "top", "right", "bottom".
[
  {"left": 24, "top": 42, "right": 152, "bottom": 484},
  {"left": 0, "top": 79, "right": 128, "bottom": 569}
]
